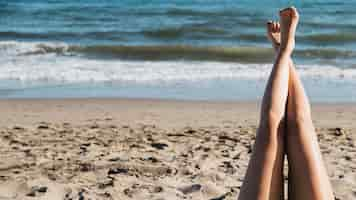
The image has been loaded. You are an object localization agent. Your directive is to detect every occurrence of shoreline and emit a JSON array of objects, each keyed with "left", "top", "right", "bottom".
[
  {"left": 3, "top": 96, "right": 356, "bottom": 103},
  {"left": 0, "top": 97, "right": 355, "bottom": 128}
]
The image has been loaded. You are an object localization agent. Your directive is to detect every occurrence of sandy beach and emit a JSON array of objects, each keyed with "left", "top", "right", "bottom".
[
  {"left": 2, "top": 0, "right": 356, "bottom": 199},
  {"left": 0, "top": 98, "right": 354, "bottom": 199}
]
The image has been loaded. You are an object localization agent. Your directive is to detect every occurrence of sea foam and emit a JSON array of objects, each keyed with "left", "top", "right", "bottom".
[{"left": 0, "top": 41, "right": 355, "bottom": 84}]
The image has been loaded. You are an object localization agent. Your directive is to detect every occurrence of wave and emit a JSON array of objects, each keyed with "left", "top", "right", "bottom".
[
  {"left": 166, "top": 8, "right": 216, "bottom": 16},
  {"left": 142, "top": 27, "right": 356, "bottom": 45},
  {"left": 142, "top": 26, "right": 227, "bottom": 39},
  {"left": 0, "top": 31, "right": 76, "bottom": 40},
  {"left": 0, "top": 56, "right": 354, "bottom": 83},
  {"left": 0, "top": 41, "right": 274, "bottom": 62},
  {"left": 165, "top": 7, "right": 266, "bottom": 19},
  {"left": 2, "top": 41, "right": 356, "bottom": 63},
  {"left": 3, "top": 28, "right": 356, "bottom": 47},
  {"left": 0, "top": 41, "right": 355, "bottom": 83},
  {"left": 142, "top": 26, "right": 356, "bottom": 44},
  {"left": 302, "top": 33, "right": 356, "bottom": 44},
  {"left": 75, "top": 45, "right": 276, "bottom": 62},
  {"left": 0, "top": 31, "right": 126, "bottom": 41}
]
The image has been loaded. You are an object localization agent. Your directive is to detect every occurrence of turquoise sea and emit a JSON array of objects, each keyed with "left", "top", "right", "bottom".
[{"left": 0, "top": 0, "right": 355, "bottom": 101}]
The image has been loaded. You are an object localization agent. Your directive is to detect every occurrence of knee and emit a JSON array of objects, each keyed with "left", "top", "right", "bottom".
[
  {"left": 286, "top": 109, "right": 313, "bottom": 128},
  {"left": 260, "top": 111, "right": 283, "bottom": 130}
]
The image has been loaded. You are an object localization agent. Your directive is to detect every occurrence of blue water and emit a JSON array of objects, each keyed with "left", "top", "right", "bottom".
[{"left": 0, "top": 0, "right": 356, "bottom": 101}]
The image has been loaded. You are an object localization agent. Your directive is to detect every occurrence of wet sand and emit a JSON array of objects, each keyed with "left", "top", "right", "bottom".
[{"left": 0, "top": 98, "right": 355, "bottom": 199}]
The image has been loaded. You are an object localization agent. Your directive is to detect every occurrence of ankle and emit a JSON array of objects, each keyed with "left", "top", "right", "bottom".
[
  {"left": 278, "top": 45, "right": 293, "bottom": 56},
  {"left": 272, "top": 43, "right": 280, "bottom": 52}
]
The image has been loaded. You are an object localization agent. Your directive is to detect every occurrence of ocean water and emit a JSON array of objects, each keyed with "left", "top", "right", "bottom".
[{"left": 1, "top": 0, "right": 356, "bottom": 101}]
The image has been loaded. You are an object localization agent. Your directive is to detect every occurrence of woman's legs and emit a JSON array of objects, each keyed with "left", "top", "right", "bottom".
[
  {"left": 238, "top": 7, "right": 298, "bottom": 200},
  {"left": 267, "top": 18, "right": 334, "bottom": 200},
  {"left": 286, "top": 57, "right": 335, "bottom": 200}
]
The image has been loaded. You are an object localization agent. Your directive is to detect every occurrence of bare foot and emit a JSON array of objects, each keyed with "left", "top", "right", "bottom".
[
  {"left": 266, "top": 21, "right": 281, "bottom": 52},
  {"left": 279, "top": 7, "right": 299, "bottom": 54}
]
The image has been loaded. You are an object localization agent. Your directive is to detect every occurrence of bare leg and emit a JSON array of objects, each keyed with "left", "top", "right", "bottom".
[
  {"left": 266, "top": 20, "right": 285, "bottom": 200},
  {"left": 266, "top": 17, "right": 335, "bottom": 200},
  {"left": 286, "top": 52, "right": 334, "bottom": 200},
  {"left": 267, "top": 18, "right": 334, "bottom": 200},
  {"left": 238, "top": 7, "right": 298, "bottom": 200}
]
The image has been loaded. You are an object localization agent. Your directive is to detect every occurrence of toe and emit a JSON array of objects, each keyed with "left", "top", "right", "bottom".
[
  {"left": 276, "top": 23, "right": 281, "bottom": 32},
  {"left": 273, "top": 21, "right": 278, "bottom": 32},
  {"left": 291, "top": 7, "right": 299, "bottom": 18},
  {"left": 279, "top": 7, "right": 293, "bottom": 16},
  {"left": 280, "top": 6, "right": 299, "bottom": 18},
  {"left": 266, "top": 21, "right": 273, "bottom": 31}
]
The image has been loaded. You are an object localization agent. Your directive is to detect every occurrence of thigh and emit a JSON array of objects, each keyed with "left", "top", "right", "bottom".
[{"left": 287, "top": 121, "right": 334, "bottom": 200}]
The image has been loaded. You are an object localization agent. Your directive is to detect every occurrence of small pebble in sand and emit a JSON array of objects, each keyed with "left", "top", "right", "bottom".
[
  {"left": 151, "top": 142, "right": 168, "bottom": 150},
  {"left": 98, "top": 178, "right": 114, "bottom": 189},
  {"left": 151, "top": 186, "right": 163, "bottom": 193},
  {"left": 13, "top": 126, "right": 24, "bottom": 130},
  {"left": 26, "top": 186, "right": 48, "bottom": 197},
  {"left": 78, "top": 191, "right": 85, "bottom": 200},
  {"left": 178, "top": 184, "right": 202, "bottom": 194},
  {"left": 344, "top": 155, "right": 352, "bottom": 161},
  {"left": 209, "top": 193, "right": 228, "bottom": 200},
  {"left": 123, "top": 188, "right": 133, "bottom": 197},
  {"left": 37, "top": 124, "right": 49, "bottom": 129},
  {"left": 108, "top": 168, "right": 129, "bottom": 175},
  {"left": 334, "top": 127, "right": 345, "bottom": 136}
]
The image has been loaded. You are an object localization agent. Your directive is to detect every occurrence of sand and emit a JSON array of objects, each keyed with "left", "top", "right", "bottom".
[{"left": 0, "top": 98, "right": 355, "bottom": 199}]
